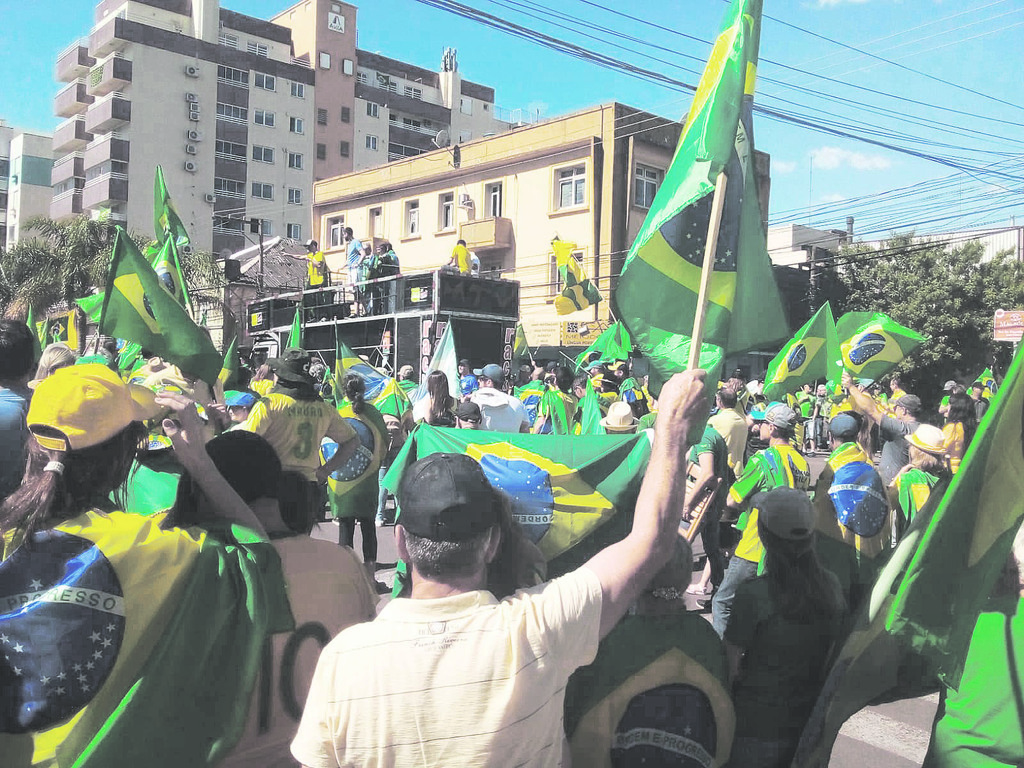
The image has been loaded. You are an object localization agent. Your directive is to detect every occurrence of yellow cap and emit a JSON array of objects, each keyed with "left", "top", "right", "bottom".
[{"left": 28, "top": 364, "right": 162, "bottom": 452}]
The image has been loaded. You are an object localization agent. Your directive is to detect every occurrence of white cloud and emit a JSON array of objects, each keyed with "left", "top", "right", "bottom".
[
  {"left": 773, "top": 160, "right": 797, "bottom": 174},
  {"left": 809, "top": 146, "right": 892, "bottom": 171}
]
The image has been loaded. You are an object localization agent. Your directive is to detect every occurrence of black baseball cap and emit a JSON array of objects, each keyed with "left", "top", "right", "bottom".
[
  {"left": 397, "top": 453, "right": 498, "bottom": 541},
  {"left": 268, "top": 347, "right": 314, "bottom": 384},
  {"left": 455, "top": 400, "right": 482, "bottom": 422}
]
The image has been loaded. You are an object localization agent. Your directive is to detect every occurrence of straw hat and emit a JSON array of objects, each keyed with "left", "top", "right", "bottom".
[
  {"left": 906, "top": 424, "right": 946, "bottom": 456},
  {"left": 600, "top": 401, "right": 638, "bottom": 433}
]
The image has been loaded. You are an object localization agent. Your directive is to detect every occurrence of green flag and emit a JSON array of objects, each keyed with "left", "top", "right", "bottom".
[
  {"left": 578, "top": 384, "right": 606, "bottom": 436},
  {"left": 26, "top": 305, "right": 42, "bottom": 361},
  {"left": 975, "top": 367, "right": 996, "bottom": 398},
  {"left": 76, "top": 293, "right": 105, "bottom": 324},
  {"left": 218, "top": 336, "right": 238, "bottom": 387},
  {"left": 763, "top": 302, "right": 840, "bottom": 399},
  {"left": 575, "top": 322, "right": 632, "bottom": 370},
  {"left": 513, "top": 323, "right": 533, "bottom": 363},
  {"left": 835, "top": 311, "right": 927, "bottom": 381},
  {"left": 117, "top": 341, "right": 143, "bottom": 373},
  {"left": 100, "top": 228, "right": 221, "bottom": 384},
  {"left": 146, "top": 236, "right": 192, "bottom": 313},
  {"left": 793, "top": 341, "right": 1024, "bottom": 767},
  {"left": 154, "top": 165, "right": 191, "bottom": 253},
  {"left": 613, "top": 0, "right": 787, "bottom": 394},
  {"left": 553, "top": 238, "right": 602, "bottom": 315},
  {"left": 334, "top": 331, "right": 409, "bottom": 417},
  {"left": 383, "top": 423, "right": 651, "bottom": 576},
  {"left": 286, "top": 305, "right": 302, "bottom": 349}
]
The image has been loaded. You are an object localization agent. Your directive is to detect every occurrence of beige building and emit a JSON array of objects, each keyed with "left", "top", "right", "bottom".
[
  {"left": 52, "top": 0, "right": 315, "bottom": 255},
  {"left": 1, "top": 121, "right": 54, "bottom": 248},
  {"left": 312, "top": 102, "right": 771, "bottom": 349}
]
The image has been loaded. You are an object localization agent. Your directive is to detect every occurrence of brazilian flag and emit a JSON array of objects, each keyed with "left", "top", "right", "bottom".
[
  {"left": 578, "top": 384, "right": 606, "bottom": 436},
  {"left": 515, "top": 379, "right": 547, "bottom": 426},
  {"left": 26, "top": 306, "right": 42, "bottom": 361},
  {"left": 320, "top": 401, "right": 388, "bottom": 519},
  {"left": 218, "top": 336, "right": 238, "bottom": 388},
  {"left": 613, "top": 0, "right": 787, "bottom": 394},
  {"left": 554, "top": 239, "right": 602, "bottom": 315},
  {"left": 975, "top": 367, "right": 996, "bottom": 398},
  {"left": 513, "top": 323, "right": 533, "bottom": 363},
  {"left": 153, "top": 165, "right": 191, "bottom": 254},
  {"left": 116, "top": 341, "right": 143, "bottom": 374},
  {"left": 0, "top": 511, "right": 292, "bottom": 767},
  {"left": 383, "top": 424, "right": 652, "bottom": 576},
  {"left": 76, "top": 293, "right": 105, "bottom": 324},
  {"left": 333, "top": 331, "right": 409, "bottom": 418},
  {"left": 145, "top": 237, "right": 192, "bottom": 313},
  {"left": 793, "top": 340, "right": 1024, "bottom": 766},
  {"left": 575, "top": 322, "right": 632, "bottom": 370},
  {"left": 763, "top": 302, "right": 840, "bottom": 399},
  {"left": 99, "top": 228, "right": 221, "bottom": 384},
  {"left": 835, "top": 311, "right": 926, "bottom": 381}
]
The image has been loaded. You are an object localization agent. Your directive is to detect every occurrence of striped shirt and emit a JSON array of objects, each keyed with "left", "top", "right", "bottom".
[{"left": 291, "top": 568, "right": 604, "bottom": 767}]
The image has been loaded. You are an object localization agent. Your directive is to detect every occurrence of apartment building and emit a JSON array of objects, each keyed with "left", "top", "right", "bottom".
[
  {"left": 312, "top": 102, "right": 774, "bottom": 348},
  {"left": 52, "top": 0, "right": 315, "bottom": 255},
  {"left": 1, "top": 121, "right": 54, "bottom": 249},
  {"left": 272, "top": 0, "right": 513, "bottom": 182}
]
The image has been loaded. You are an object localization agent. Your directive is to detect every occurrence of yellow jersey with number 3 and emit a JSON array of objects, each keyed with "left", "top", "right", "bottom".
[{"left": 238, "top": 392, "right": 355, "bottom": 479}]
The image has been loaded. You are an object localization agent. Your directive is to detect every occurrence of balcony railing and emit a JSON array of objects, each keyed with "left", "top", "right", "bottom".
[
  {"left": 54, "top": 79, "right": 94, "bottom": 118},
  {"left": 84, "top": 91, "right": 131, "bottom": 134},
  {"left": 56, "top": 40, "right": 95, "bottom": 83},
  {"left": 53, "top": 117, "right": 93, "bottom": 152}
]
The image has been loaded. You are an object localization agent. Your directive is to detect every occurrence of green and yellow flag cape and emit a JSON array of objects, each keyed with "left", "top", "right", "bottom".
[
  {"left": 613, "top": 0, "right": 786, "bottom": 394},
  {"left": 320, "top": 402, "right": 388, "bottom": 519},
  {"left": 763, "top": 302, "right": 840, "bottom": 399},
  {"left": 553, "top": 238, "right": 602, "bottom": 315}
]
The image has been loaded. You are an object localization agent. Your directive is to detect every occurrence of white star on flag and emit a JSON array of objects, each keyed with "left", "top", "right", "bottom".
[
  {"left": 29, "top": 579, "right": 43, "bottom": 590},
  {"left": 0, "top": 633, "right": 8, "bottom": 644},
  {"left": 12, "top": 642, "right": 23, "bottom": 653},
  {"left": 89, "top": 631, "right": 102, "bottom": 643},
  {"left": 40, "top": 675, "right": 50, "bottom": 684},
  {"left": 101, "top": 637, "right": 112, "bottom": 648},
  {"left": 13, "top": 666, "right": 22, "bottom": 676}
]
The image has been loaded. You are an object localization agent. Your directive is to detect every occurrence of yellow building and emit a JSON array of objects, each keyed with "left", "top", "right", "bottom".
[{"left": 312, "top": 102, "right": 771, "bottom": 351}]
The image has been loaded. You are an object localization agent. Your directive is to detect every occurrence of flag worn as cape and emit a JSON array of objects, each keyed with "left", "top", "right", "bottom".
[
  {"left": 835, "top": 311, "right": 926, "bottom": 381},
  {"left": 515, "top": 380, "right": 547, "bottom": 427},
  {"left": 793, "top": 341, "right": 1024, "bottom": 767},
  {"left": 333, "top": 331, "right": 409, "bottom": 418},
  {"left": 553, "top": 239, "right": 602, "bottom": 316},
  {"left": 763, "top": 302, "right": 840, "bottom": 399},
  {"left": 320, "top": 402, "right": 388, "bottom": 519},
  {"left": 383, "top": 424, "right": 652, "bottom": 576},
  {"left": 0, "top": 511, "right": 292, "bottom": 768},
  {"left": 286, "top": 305, "right": 302, "bottom": 349},
  {"left": 408, "top": 322, "right": 459, "bottom": 405},
  {"left": 975, "top": 367, "right": 996, "bottom": 398},
  {"left": 99, "top": 228, "right": 221, "bottom": 384},
  {"left": 612, "top": 0, "right": 787, "bottom": 395},
  {"left": 575, "top": 322, "right": 632, "bottom": 370},
  {"left": 218, "top": 336, "right": 238, "bottom": 388}
]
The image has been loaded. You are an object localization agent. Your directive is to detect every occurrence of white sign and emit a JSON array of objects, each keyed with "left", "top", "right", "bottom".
[{"left": 327, "top": 12, "right": 345, "bottom": 32}]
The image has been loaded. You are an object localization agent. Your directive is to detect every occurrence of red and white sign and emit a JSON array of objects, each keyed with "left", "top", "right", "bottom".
[{"left": 994, "top": 308, "right": 1024, "bottom": 342}]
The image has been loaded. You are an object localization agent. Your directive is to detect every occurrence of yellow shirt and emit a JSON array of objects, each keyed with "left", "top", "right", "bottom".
[
  {"left": 943, "top": 421, "right": 966, "bottom": 474},
  {"left": 251, "top": 379, "right": 276, "bottom": 397},
  {"left": 307, "top": 251, "right": 326, "bottom": 287},
  {"left": 452, "top": 243, "right": 471, "bottom": 274},
  {"left": 238, "top": 392, "right": 355, "bottom": 480}
]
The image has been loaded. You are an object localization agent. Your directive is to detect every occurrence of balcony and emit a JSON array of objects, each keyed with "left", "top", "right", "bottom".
[
  {"left": 50, "top": 190, "right": 84, "bottom": 220},
  {"left": 89, "top": 16, "right": 128, "bottom": 58},
  {"left": 52, "top": 117, "right": 93, "bottom": 152},
  {"left": 87, "top": 55, "right": 132, "bottom": 97},
  {"left": 51, "top": 153, "right": 85, "bottom": 186},
  {"left": 54, "top": 80, "right": 94, "bottom": 118},
  {"left": 84, "top": 93, "right": 131, "bottom": 133},
  {"left": 84, "top": 133, "right": 129, "bottom": 167},
  {"left": 82, "top": 173, "right": 129, "bottom": 209},
  {"left": 56, "top": 40, "right": 95, "bottom": 83},
  {"left": 460, "top": 217, "right": 513, "bottom": 252}
]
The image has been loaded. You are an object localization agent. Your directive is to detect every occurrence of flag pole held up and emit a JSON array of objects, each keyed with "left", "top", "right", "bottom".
[{"left": 687, "top": 171, "right": 729, "bottom": 371}]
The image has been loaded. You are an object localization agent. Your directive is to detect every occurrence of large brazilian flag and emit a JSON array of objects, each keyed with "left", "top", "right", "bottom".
[
  {"left": 763, "top": 302, "right": 840, "bottom": 399},
  {"left": 613, "top": 0, "right": 787, "bottom": 394},
  {"left": 382, "top": 425, "right": 652, "bottom": 576},
  {"left": 793, "top": 340, "right": 1024, "bottom": 766},
  {"left": 835, "top": 311, "right": 926, "bottom": 381},
  {"left": 0, "top": 511, "right": 292, "bottom": 767},
  {"left": 320, "top": 402, "right": 389, "bottom": 520}
]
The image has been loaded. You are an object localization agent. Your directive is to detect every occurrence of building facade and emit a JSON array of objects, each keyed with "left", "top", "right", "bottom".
[
  {"left": 52, "top": 0, "right": 315, "bottom": 256},
  {"left": 311, "top": 102, "right": 773, "bottom": 350},
  {"left": 1, "top": 122, "right": 55, "bottom": 249}
]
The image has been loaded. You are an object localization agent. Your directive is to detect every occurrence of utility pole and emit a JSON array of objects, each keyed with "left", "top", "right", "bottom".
[{"left": 251, "top": 217, "right": 265, "bottom": 295}]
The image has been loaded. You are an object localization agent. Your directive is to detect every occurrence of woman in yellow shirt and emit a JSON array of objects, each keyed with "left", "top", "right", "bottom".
[{"left": 942, "top": 393, "right": 977, "bottom": 474}]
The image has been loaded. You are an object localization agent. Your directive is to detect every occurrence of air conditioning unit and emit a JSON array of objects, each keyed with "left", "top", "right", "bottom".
[
  {"left": 204, "top": 193, "right": 216, "bottom": 203},
  {"left": 184, "top": 160, "right": 198, "bottom": 173},
  {"left": 184, "top": 64, "right": 200, "bottom": 78},
  {"left": 185, "top": 143, "right": 197, "bottom": 155},
  {"left": 185, "top": 92, "right": 199, "bottom": 103},
  {"left": 458, "top": 193, "right": 473, "bottom": 208},
  {"left": 186, "top": 129, "right": 201, "bottom": 141}
]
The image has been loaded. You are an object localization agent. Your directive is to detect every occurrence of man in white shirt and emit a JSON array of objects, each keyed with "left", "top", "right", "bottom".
[
  {"left": 469, "top": 363, "right": 530, "bottom": 433},
  {"left": 291, "top": 369, "right": 709, "bottom": 768}
]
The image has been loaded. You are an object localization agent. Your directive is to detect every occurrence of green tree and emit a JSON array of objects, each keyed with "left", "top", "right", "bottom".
[{"left": 829, "top": 233, "right": 1024, "bottom": 408}]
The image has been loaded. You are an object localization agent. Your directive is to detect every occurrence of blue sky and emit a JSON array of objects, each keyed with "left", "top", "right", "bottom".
[{"left": 3, "top": 0, "right": 1022, "bottom": 240}]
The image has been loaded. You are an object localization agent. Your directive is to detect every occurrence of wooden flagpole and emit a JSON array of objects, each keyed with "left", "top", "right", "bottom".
[{"left": 687, "top": 171, "right": 729, "bottom": 370}]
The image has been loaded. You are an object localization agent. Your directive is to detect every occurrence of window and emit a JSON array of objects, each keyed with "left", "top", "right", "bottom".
[
  {"left": 251, "top": 182, "right": 273, "bottom": 200},
  {"left": 340, "top": 141, "right": 350, "bottom": 157},
  {"left": 287, "top": 152, "right": 303, "bottom": 169},
  {"left": 217, "top": 65, "right": 247, "bottom": 85},
  {"left": 216, "top": 103, "right": 247, "bottom": 123},
  {"left": 556, "top": 165, "right": 586, "bottom": 208},
  {"left": 317, "top": 108, "right": 328, "bottom": 125},
  {"left": 252, "top": 145, "right": 274, "bottom": 163},
  {"left": 288, "top": 187, "right": 302, "bottom": 205},
  {"left": 260, "top": 219, "right": 274, "bottom": 236},
  {"left": 214, "top": 177, "right": 245, "bottom": 197},
  {"left": 247, "top": 41, "right": 269, "bottom": 57},
  {"left": 287, "top": 223, "right": 302, "bottom": 239},
  {"left": 340, "top": 106, "right": 351, "bottom": 123},
  {"left": 319, "top": 51, "right": 331, "bottom": 70},
  {"left": 404, "top": 85, "right": 422, "bottom": 100},
  {"left": 365, "top": 135, "right": 378, "bottom": 151},
  {"left": 254, "top": 72, "right": 276, "bottom": 91},
  {"left": 366, "top": 102, "right": 379, "bottom": 118},
  {"left": 460, "top": 97, "right": 473, "bottom": 115},
  {"left": 402, "top": 117, "right": 422, "bottom": 130},
  {"left": 328, "top": 216, "right": 345, "bottom": 248},
  {"left": 316, "top": 143, "right": 327, "bottom": 160},
  {"left": 369, "top": 206, "right": 383, "bottom": 237},
  {"left": 291, "top": 81, "right": 305, "bottom": 98},
  {"left": 634, "top": 163, "right": 661, "bottom": 209},
  {"left": 218, "top": 33, "right": 238, "bottom": 48},
  {"left": 215, "top": 139, "right": 246, "bottom": 159},
  {"left": 485, "top": 181, "right": 502, "bottom": 218},
  {"left": 438, "top": 192, "right": 455, "bottom": 231},
  {"left": 289, "top": 117, "right": 304, "bottom": 134},
  {"left": 405, "top": 200, "right": 420, "bottom": 237},
  {"left": 254, "top": 109, "right": 275, "bottom": 127},
  {"left": 342, "top": 58, "right": 354, "bottom": 75},
  {"left": 213, "top": 215, "right": 243, "bottom": 232}
]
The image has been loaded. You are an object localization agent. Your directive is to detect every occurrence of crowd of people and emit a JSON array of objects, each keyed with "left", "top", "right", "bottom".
[{"left": 0, "top": 313, "right": 1014, "bottom": 768}]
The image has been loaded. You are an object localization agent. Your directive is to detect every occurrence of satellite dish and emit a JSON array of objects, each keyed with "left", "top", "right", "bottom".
[{"left": 432, "top": 129, "right": 450, "bottom": 149}]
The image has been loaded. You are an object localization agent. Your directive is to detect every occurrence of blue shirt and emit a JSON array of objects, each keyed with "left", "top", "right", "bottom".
[
  {"left": 460, "top": 374, "right": 479, "bottom": 397},
  {"left": 0, "top": 386, "right": 30, "bottom": 500},
  {"left": 346, "top": 239, "right": 364, "bottom": 274}
]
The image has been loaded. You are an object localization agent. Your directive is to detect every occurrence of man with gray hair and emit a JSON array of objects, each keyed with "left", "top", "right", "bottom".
[{"left": 291, "top": 369, "right": 709, "bottom": 767}]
